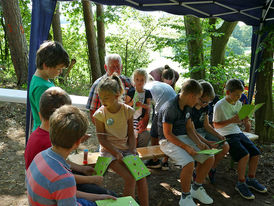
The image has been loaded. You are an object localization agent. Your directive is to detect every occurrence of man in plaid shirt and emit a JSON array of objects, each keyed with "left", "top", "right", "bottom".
[{"left": 86, "top": 54, "right": 133, "bottom": 124}]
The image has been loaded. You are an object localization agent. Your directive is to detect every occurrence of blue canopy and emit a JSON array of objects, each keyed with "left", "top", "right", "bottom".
[{"left": 26, "top": 0, "right": 274, "bottom": 142}]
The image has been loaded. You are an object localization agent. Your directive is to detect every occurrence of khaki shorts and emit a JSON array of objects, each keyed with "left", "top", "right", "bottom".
[{"left": 159, "top": 135, "right": 213, "bottom": 167}]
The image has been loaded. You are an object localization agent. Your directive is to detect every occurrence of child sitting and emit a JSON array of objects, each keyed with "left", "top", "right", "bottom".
[
  {"left": 26, "top": 105, "right": 116, "bottom": 205},
  {"left": 25, "top": 87, "right": 116, "bottom": 201},
  {"left": 158, "top": 79, "right": 214, "bottom": 206},
  {"left": 213, "top": 79, "right": 267, "bottom": 199},
  {"left": 93, "top": 73, "right": 149, "bottom": 206},
  {"left": 125, "top": 69, "right": 152, "bottom": 147},
  {"left": 191, "top": 81, "right": 229, "bottom": 184},
  {"left": 29, "top": 41, "right": 70, "bottom": 131}
]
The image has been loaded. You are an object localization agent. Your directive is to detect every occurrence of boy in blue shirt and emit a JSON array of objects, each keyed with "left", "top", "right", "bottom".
[
  {"left": 158, "top": 79, "right": 214, "bottom": 206},
  {"left": 213, "top": 79, "right": 267, "bottom": 200},
  {"left": 191, "top": 81, "right": 229, "bottom": 184}
]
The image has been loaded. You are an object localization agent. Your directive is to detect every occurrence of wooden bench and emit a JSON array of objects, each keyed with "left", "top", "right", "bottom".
[
  {"left": 68, "top": 145, "right": 165, "bottom": 165},
  {"left": 0, "top": 88, "right": 88, "bottom": 111},
  {"left": 243, "top": 131, "right": 259, "bottom": 141},
  {"left": 68, "top": 132, "right": 259, "bottom": 166}
]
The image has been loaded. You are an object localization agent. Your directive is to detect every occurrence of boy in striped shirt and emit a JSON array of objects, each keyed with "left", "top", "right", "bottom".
[{"left": 26, "top": 105, "right": 116, "bottom": 205}]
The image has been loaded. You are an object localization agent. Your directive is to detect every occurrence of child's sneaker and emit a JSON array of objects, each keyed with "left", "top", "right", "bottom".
[
  {"left": 161, "top": 161, "right": 169, "bottom": 171},
  {"left": 179, "top": 194, "right": 196, "bottom": 206},
  {"left": 145, "top": 159, "right": 161, "bottom": 169},
  {"left": 235, "top": 182, "right": 255, "bottom": 200},
  {"left": 246, "top": 178, "right": 267, "bottom": 193},
  {"left": 191, "top": 185, "right": 213, "bottom": 204},
  {"left": 208, "top": 168, "right": 216, "bottom": 184}
]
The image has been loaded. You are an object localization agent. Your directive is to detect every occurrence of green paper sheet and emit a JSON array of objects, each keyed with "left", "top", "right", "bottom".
[
  {"left": 96, "top": 196, "right": 139, "bottom": 206},
  {"left": 238, "top": 103, "right": 264, "bottom": 120},
  {"left": 212, "top": 139, "right": 226, "bottom": 145},
  {"left": 94, "top": 157, "right": 112, "bottom": 176},
  {"left": 197, "top": 149, "right": 222, "bottom": 155},
  {"left": 123, "top": 155, "right": 151, "bottom": 181}
]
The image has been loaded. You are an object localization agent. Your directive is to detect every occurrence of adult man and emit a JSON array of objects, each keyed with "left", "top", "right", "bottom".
[{"left": 86, "top": 54, "right": 133, "bottom": 124}]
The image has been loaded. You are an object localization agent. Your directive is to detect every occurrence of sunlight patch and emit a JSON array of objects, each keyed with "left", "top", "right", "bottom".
[
  {"left": 217, "top": 189, "right": 231, "bottom": 198},
  {"left": 0, "top": 141, "right": 6, "bottom": 151},
  {"left": 160, "top": 182, "right": 181, "bottom": 196}
]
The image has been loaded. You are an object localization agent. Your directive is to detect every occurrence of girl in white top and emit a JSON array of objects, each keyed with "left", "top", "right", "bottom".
[{"left": 93, "top": 73, "right": 149, "bottom": 206}]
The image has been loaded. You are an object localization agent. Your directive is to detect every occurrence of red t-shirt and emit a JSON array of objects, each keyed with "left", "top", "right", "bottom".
[{"left": 24, "top": 127, "right": 51, "bottom": 169}]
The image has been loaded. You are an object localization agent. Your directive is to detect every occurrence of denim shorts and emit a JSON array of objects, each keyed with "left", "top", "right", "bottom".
[
  {"left": 159, "top": 135, "right": 213, "bottom": 167},
  {"left": 225, "top": 133, "right": 260, "bottom": 162},
  {"left": 77, "top": 198, "right": 96, "bottom": 206}
]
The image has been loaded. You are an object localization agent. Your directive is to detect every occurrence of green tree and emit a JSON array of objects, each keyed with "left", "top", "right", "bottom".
[
  {"left": 105, "top": 7, "right": 161, "bottom": 77},
  {"left": 227, "top": 37, "right": 245, "bottom": 55},
  {"left": 1, "top": 0, "right": 28, "bottom": 85},
  {"left": 184, "top": 16, "right": 205, "bottom": 79}
]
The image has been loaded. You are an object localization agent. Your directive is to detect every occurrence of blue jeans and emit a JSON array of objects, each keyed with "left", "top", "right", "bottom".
[{"left": 77, "top": 198, "right": 96, "bottom": 206}]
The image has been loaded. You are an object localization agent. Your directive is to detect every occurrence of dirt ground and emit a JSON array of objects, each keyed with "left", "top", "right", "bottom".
[{"left": 0, "top": 102, "right": 273, "bottom": 206}]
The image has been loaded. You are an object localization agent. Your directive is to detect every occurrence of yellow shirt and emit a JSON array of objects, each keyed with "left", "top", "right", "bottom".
[{"left": 93, "top": 104, "right": 135, "bottom": 151}]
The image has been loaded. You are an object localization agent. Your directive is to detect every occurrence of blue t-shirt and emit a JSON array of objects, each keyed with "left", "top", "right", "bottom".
[
  {"left": 191, "top": 106, "right": 209, "bottom": 129},
  {"left": 158, "top": 95, "right": 192, "bottom": 140},
  {"left": 144, "top": 81, "right": 176, "bottom": 114}
]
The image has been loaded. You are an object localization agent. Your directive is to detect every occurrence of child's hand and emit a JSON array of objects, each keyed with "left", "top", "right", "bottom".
[
  {"left": 198, "top": 142, "right": 209, "bottom": 150},
  {"left": 137, "top": 116, "right": 149, "bottom": 133},
  {"left": 81, "top": 165, "right": 96, "bottom": 176},
  {"left": 184, "top": 145, "right": 197, "bottom": 156},
  {"left": 230, "top": 115, "right": 241, "bottom": 124},
  {"left": 135, "top": 101, "right": 142, "bottom": 108},
  {"left": 98, "top": 194, "right": 117, "bottom": 201},
  {"left": 207, "top": 141, "right": 218, "bottom": 149},
  {"left": 130, "top": 149, "right": 137, "bottom": 155},
  {"left": 115, "top": 152, "right": 123, "bottom": 161}
]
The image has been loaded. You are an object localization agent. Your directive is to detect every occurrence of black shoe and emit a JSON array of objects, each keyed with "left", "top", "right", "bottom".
[
  {"left": 161, "top": 161, "right": 169, "bottom": 170},
  {"left": 145, "top": 159, "right": 161, "bottom": 169}
]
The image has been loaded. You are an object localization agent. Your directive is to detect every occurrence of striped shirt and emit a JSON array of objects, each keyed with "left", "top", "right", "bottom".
[
  {"left": 86, "top": 74, "right": 133, "bottom": 112},
  {"left": 26, "top": 148, "right": 81, "bottom": 206}
]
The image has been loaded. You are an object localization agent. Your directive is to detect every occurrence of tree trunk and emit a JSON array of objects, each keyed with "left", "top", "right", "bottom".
[
  {"left": 52, "top": 2, "right": 66, "bottom": 83},
  {"left": 210, "top": 21, "right": 238, "bottom": 67},
  {"left": 255, "top": 35, "right": 273, "bottom": 142},
  {"left": 0, "top": 12, "right": 9, "bottom": 65},
  {"left": 52, "top": 2, "right": 63, "bottom": 45},
  {"left": 96, "top": 3, "right": 105, "bottom": 76},
  {"left": 1, "top": 0, "right": 28, "bottom": 85},
  {"left": 82, "top": 0, "right": 101, "bottom": 83},
  {"left": 184, "top": 16, "right": 205, "bottom": 80},
  {"left": 209, "top": 19, "right": 238, "bottom": 95}
]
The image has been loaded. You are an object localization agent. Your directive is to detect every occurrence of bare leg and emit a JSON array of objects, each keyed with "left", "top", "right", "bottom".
[
  {"left": 110, "top": 160, "right": 136, "bottom": 197},
  {"left": 151, "top": 137, "right": 159, "bottom": 146},
  {"left": 180, "top": 162, "right": 194, "bottom": 193},
  {"left": 248, "top": 155, "right": 259, "bottom": 178},
  {"left": 237, "top": 154, "right": 249, "bottom": 181},
  {"left": 212, "top": 143, "right": 229, "bottom": 169},
  {"left": 196, "top": 156, "right": 214, "bottom": 184},
  {"left": 136, "top": 177, "right": 149, "bottom": 206}
]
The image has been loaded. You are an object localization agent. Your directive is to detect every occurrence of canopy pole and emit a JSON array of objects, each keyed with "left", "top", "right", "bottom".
[{"left": 247, "top": 0, "right": 271, "bottom": 103}]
